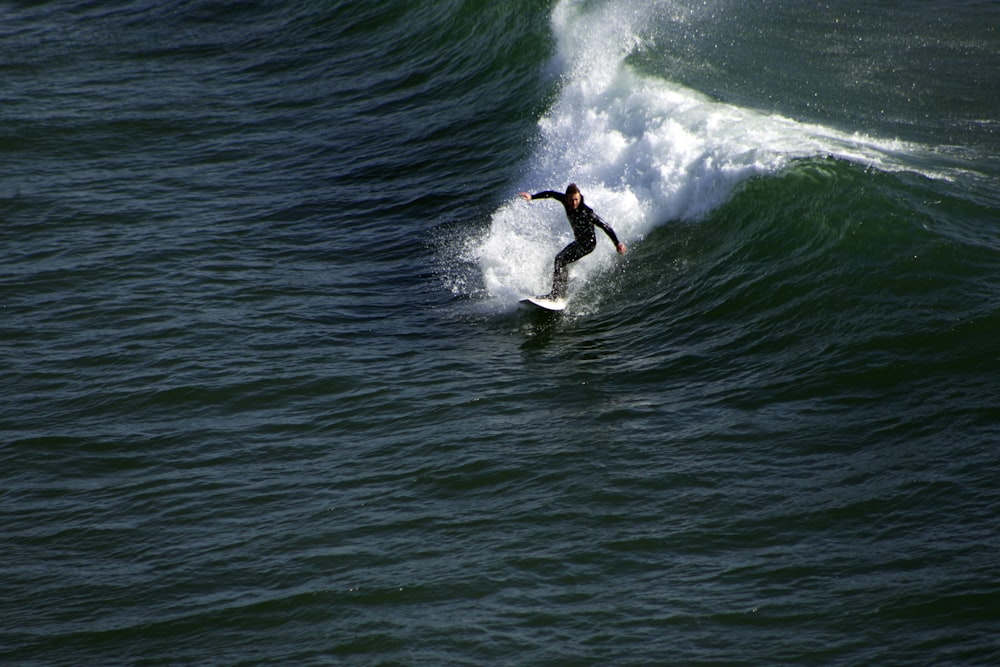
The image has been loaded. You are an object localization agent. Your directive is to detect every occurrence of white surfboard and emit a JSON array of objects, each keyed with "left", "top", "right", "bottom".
[{"left": 520, "top": 296, "right": 568, "bottom": 312}]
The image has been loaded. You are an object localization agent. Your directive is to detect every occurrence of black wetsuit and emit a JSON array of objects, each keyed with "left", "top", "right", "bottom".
[{"left": 531, "top": 190, "right": 621, "bottom": 299}]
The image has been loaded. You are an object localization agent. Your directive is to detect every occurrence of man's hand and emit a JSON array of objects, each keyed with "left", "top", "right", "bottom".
[
  {"left": 616, "top": 242, "right": 628, "bottom": 255},
  {"left": 518, "top": 192, "right": 532, "bottom": 201}
]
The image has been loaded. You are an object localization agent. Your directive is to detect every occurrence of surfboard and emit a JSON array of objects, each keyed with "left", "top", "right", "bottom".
[{"left": 520, "top": 296, "right": 568, "bottom": 312}]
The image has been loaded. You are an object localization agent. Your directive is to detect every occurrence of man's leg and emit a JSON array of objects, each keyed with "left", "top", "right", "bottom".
[{"left": 549, "top": 241, "right": 592, "bottom": 299}]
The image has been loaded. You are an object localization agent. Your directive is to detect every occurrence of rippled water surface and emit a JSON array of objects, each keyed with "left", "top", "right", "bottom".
[{"left": 3, "top": 1, "right": 1000, "bottom": 664}]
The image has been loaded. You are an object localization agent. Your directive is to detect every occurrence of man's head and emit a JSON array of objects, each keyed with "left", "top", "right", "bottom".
[{"left": 566, "top": 183, "right": 582, "bottom": 209}]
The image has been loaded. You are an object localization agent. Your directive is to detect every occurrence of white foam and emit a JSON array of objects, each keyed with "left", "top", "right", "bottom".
[{"left": 467, "top": 0, "right": 924, "bottom": 306}]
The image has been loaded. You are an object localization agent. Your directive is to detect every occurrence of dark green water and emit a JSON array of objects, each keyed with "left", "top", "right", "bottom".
[{"left": 3, "top": 1, "right": 999, "bottom": 664}]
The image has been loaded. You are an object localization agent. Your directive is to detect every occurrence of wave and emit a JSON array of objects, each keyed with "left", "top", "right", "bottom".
[{"left": 463, "top": 0, "right": 958, "bottom": 307}]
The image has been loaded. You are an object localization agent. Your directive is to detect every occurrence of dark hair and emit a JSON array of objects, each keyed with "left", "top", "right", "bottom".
[{"left": 566, "top": 183, "right": 581, "bottom": 196}]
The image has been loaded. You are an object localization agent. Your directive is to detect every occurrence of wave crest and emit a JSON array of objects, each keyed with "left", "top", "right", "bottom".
[{"left": 469, "top": 0, "right": 926, "bottom": 305}]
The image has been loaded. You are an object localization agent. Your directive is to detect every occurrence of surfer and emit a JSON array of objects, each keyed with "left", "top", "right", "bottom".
[{"left": 519, "top": 183, "right": 627, "bottom": 300}]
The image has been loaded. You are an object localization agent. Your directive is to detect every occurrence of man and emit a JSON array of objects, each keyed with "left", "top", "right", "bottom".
[{"left": 518, "top": 183, "right": 627, "bottom": 300}]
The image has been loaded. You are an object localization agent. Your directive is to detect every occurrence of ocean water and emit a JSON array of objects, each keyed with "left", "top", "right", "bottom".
[{"left": 3, "top": 1, "right": 999, "bottom": 664}]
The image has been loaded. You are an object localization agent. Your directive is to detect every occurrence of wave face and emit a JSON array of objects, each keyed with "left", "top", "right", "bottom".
[
  {"left": 469, "top": 0, "right": 998, "bottom": 304},
  {"left": 3, "top": 1, "right": 1000, "bottom": 665}
]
